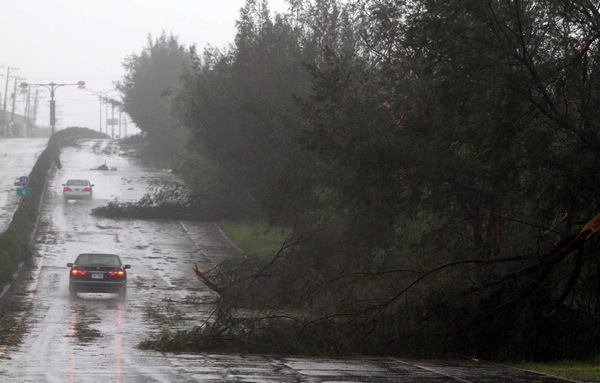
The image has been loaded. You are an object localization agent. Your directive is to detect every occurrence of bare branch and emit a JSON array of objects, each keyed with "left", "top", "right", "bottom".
[{"left": 192, "top": 263, "right": 225, "bottom": 295}]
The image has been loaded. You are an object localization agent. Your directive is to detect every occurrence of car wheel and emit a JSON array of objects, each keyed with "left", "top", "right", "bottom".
[
  {"left": 118, "top": 285, "right": 127, "bottom": 301},
  {"left": 69, "top": 284, "right": 77, "bottom": 299}
]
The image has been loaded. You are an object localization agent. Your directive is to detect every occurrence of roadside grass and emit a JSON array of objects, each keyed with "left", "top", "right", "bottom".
[
  {"left": 217, "top": 220, "right": 291, "bottom": 260},
  {"left": 215, "top": 220, "right": 600, "bottom": 373},
  {"left": 517, "top": 359, "right": 600, "bottom": 383},
  {"left": 0, "top": 295, "right": 32, "bottom": 353}
]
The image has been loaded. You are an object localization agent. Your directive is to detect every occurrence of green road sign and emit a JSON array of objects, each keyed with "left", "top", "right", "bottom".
[{"left": 17, "top": 188, "right": 32, "bottom": 197}]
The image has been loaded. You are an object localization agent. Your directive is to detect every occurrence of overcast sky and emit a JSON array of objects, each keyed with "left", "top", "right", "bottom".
[{"left": 0, "top": 0, "right": 290, "bottom": 135}]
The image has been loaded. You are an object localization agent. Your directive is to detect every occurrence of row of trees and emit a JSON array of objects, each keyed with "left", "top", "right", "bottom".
[{"left": 118, "top": 0, "right": 600, "bottom": 360}]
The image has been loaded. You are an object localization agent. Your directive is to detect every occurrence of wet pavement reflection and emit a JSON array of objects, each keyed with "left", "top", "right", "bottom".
[{"left": 69, "top": 297, "right": 124, "bottom": 382}]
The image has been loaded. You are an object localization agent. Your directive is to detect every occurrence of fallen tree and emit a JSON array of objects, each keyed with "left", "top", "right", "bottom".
[{"left": 146, "top": 212, "right": 600, "bottom": 360}]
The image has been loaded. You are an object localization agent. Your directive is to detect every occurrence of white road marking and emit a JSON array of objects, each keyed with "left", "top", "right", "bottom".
[{"left": 179, "top": 220, "right": 216, "bottom": 267}]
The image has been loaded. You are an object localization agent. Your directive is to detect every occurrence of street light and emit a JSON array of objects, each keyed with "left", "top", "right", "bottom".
[
  {"left": 19, "top": 80, "right": 86, "bottom": 135},
  {"left": 103, "top": 97, "right": 122, "bottom": 138},
  {"left": 85, "top": 89, "right": 116, "bottom": 133}
]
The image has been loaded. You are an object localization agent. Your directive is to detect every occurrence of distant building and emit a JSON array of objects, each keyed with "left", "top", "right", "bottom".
[{"left": 0, "top": 110, "right": 47, "bottom": 137}]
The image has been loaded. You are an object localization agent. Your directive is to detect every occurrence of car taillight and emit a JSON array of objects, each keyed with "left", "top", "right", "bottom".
[
  {"left": 85, "top": 187, "right": 91, "bottom": 191},
  {"left": 72, "top": 268, "right": 87, "bottom": 276},
  {"left": 108, "top": 270, "right": 124, "bottom": 276},
  {"left": 64, "top": 187, "right": 71, "bottom": 191}
]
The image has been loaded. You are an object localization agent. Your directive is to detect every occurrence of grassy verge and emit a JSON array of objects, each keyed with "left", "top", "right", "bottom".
[
  {"left": 0, "top": 295, "right": 32, "bottom": 354},
  {"left": 516, "top": 360, "right": 600, "bottom": 382},
  {"left": 217, "top": 220, "right": 291, "bottom": 260},
  {"left": 217, "top": 221, "right": 600, "bottom": 371}
]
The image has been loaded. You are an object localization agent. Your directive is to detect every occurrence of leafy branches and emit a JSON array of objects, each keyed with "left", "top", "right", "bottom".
[
  {"left": 118, "top": 32, "right": 191, "bottom": 161},
  {"left": 123, "top": 0, "right": 600, "bottom": 360}
]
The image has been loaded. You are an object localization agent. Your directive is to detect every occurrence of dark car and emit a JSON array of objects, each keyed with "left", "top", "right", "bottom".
[{"left": 67, "top": 253, "right": 130, "bottom": 300}]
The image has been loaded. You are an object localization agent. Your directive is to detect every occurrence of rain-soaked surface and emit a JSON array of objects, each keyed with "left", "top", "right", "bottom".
[{"left": 0, "top": 139, "right": 575, "bottom": 382}]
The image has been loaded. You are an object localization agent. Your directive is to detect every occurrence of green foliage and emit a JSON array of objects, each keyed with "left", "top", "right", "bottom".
[
  {"left": 218, "top": 221, "right": 291, "bottom": 260},
  {"left": 173, "top": 1, "right": 312, "bottom": 224},
  {"left": 519, "top": 358, "right": 600, "bottom": 383},
  {"left": 92, "top": 173, "right": 258, "bottom": 221},
  {"left": 123, "top": 0, "right": 600, "bottom": 361},
  {"left": 171, "top": 149, "right": 262, "bottom": 219},
  {"left": 118, "top": 32, "right": 190, "bottom": 160},
  {"left": 140, "top": 305, "right": 356, "bottom": 356},
  {"left": 91, "top": 179, "right": 201, "bottom": 220}
]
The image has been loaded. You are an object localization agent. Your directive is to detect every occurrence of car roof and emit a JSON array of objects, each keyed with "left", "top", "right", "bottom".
[{"left": 66, "top": 179, "right": 90, "bottom": 184}]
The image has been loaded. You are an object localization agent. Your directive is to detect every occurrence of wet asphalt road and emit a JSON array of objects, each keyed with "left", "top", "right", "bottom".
[{"left": 0, "top": 139, "right": 577, "bottom": 382}]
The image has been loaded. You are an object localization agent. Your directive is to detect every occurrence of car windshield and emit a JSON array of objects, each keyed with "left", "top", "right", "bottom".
[
  {"left": 75, "top": 254, "right": 121, "bottom": 267},
  {"left": 66, "top": 180, "right": 89, "bottom": 186}
]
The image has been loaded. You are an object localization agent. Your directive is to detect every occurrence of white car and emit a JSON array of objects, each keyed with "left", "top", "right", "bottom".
[{"left": 63, "top": 179, "right": 94, "bottom": 201}]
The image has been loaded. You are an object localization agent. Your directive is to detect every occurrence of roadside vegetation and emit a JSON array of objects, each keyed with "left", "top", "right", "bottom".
[
  {"left": 0, "top": 295, "right": 32, "bottom": 353},
  {"left": 107, "top": 0, "right": 600, "bottom": 363},
  {"left": 217, "top": 221, "right": 290, "bottom": 259},
  {"left": 517, "top": 360, "right": 600, "bottom": 383}
]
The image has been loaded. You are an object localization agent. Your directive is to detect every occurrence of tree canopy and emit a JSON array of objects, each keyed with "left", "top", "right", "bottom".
[
  {"left": 118, "top": 32, "right": 190, "bottom": 160},
  {"left": 119, "top": 0, "right": 600, "bottom": 360}
]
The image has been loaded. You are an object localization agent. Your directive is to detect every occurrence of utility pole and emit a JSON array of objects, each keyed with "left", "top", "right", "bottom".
[
  {"left": 10, "top": 78, "right": 18, "bottom": 135},
  {"left": 3, "top": 67, "right": 17, "bottom": 112},
  {"left": 104, "top": 98, "right": 109, "bottom": 135},
  {"left": 104, "top": 97, "right": 123, "bottom": 139},
  {"left": 110, "top": 100, "right": 115, "bottom": 138},
  {"left": 32, "top": 89, "right": 40, "bottom": 127},
  {"left": 23, "top": 85, "right": 30, "bottom": 137},
  {"left": 3, "top": 67, "right": 17, "bottom": 136},
  {"left": 2, "top": 68, "right": 8, "bottom": 112},
  {"left": 0, "top": 65, "right": 4, "bottom": 117},
  {"left": 85, "top": 89, "right": 115, "bottom": 132}
]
